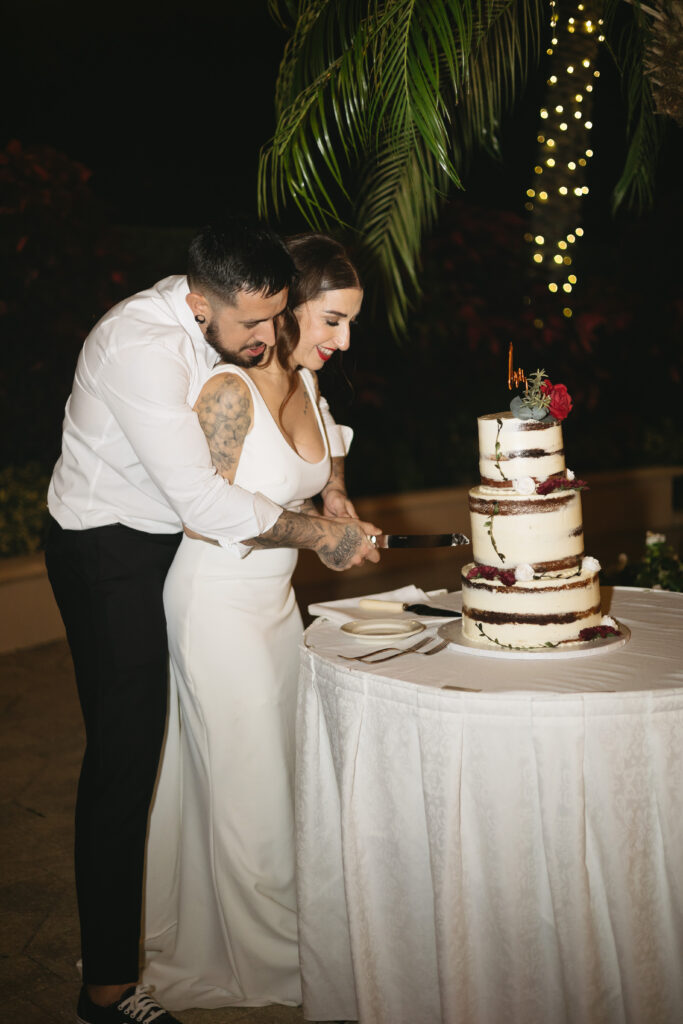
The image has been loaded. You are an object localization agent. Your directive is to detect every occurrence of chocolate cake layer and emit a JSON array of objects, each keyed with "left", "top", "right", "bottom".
[
  {"left": 463, "top": 603, "right": 601, "bottom": 626},
  {"left": 470, "top": 494, "right": 574, "bottom": 516},
  {"left": 465, "top": 573, "right": 591, "bottom": 594}
]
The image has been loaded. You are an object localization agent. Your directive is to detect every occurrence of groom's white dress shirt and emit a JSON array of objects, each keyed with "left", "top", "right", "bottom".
[{"left": 48, "top": 275, "right": 351, "bottom": 555}]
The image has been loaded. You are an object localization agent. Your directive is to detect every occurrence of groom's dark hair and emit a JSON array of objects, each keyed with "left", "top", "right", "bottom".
[{"left": 187, "top": 216, "right": 295, "bottom": 306}]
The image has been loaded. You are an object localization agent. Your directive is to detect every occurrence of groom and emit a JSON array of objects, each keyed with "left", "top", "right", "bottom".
[{"left": 46, "top": 217, "right": 380, "bottom": 1024}]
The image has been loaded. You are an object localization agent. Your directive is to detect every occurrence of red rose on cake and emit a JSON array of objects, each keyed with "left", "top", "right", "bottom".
[{"left": 545, "top": 382, "right": 573, "bottom": 421}]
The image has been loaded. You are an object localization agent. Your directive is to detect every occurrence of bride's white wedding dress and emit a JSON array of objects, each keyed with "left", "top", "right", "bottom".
[{"left": 143, "top": 365, "right": 331, "bottom": 1010}]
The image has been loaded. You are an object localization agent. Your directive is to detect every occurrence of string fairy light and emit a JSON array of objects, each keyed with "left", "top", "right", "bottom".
[{"left": 523, "top": 0, "right": 603, "bottom": 324}]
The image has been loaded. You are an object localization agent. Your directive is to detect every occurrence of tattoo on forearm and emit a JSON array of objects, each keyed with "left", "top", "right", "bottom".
[
  {"left": 322, "top": 456, "right": 346, "bottom": 497},
  {"left": 195, "top": 377, "right": 251, "bottom": 477},
  {"left": 247, "top": 511, "right": 362, "bottom": 568},
  {"left": 249, "top": 510, "right": 323, "bottom": 550}
]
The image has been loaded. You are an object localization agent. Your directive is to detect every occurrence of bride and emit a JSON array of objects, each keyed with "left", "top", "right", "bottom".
[{"left": 143, "top": 234, "right": 369, "bottom": 1009}]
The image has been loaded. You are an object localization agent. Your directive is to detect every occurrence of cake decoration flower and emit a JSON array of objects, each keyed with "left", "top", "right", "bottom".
[
  {"left": 466, "top": 565, "right": 517, "bottom": 586},
  {"left": 547, "top": 383, "right": 572, "bottom": 421},
  {"left": 579, "top": 624, "right": 621, "bottom": 641},
  {"left": 513, "top": 476, "right": 536, "bottom": 495},
  {"left": 514, "top": 563, "right": 534, "bottom": 582},
  {"left": 566, "top": 469, "right": 575, "bottom": 481},
  {"left": 600, "top": 615, "right": 617, "bottom": 628},
  {"left": 510, "top": 368, "right": 573, "bottom": 423},
  {"left": 581, "top": 556, "right": 601, "bottom": 573},
  {"left": 536, "top": 475, "right": 588, "bottom": 495}
]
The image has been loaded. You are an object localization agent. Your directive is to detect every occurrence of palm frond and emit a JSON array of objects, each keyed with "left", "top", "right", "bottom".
[
  {"left": 603, "top": 0, "right": 666, "bottom": 212},
  {"left": 259, "top": 0, "right": 545, "bottom": 335},
  {"left": 355, "top": 133, "right": 451, "bottom": 334}
]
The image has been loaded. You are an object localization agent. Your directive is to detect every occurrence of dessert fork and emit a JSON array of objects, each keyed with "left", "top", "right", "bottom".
[
  {"left": 338, "top": 636, "right": 432, "bottom": 663},
  {"left": 420, "top": 638, "right": 449, "bottom": 656}
]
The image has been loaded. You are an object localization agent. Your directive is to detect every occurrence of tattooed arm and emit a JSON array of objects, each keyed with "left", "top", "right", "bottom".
[
  {"left": 186, "top": 372, "right": 381, "bottom": 569},
  {"left": 321, "top": 456, "right": 358, "bottom": 518},
  {"left": 183, "top": 372, "right": 253, "bottom": 541},
  {"left": 247, "top": 509, "right": 381, "bottom": 571},
  {"left": 310, "top": 373, "right": 357, "bottom": 518},
  {"left": 193, "top": 372, "right": 252, "bottom": 484}
]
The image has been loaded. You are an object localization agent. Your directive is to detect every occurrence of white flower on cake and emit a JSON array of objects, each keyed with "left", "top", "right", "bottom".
[
  {"left": 566, "top": 468, "right": 575, "bottom": 481},
  {"left": 600, "top": 615, "right": 617, "bottom": 628},
  {"left": 514, "top": 476, "right": 536, "bottom": 495},
  {"left": 646, "top": 531, "right": 666, "bottom": 546},
  {"left": 581, "top": 556, "right": 601, "bottom": 573},
  {"left": 514, "top": 563, "right": 534, "bottom": 582}
]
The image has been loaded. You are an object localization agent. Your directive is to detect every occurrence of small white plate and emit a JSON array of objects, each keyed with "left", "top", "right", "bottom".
[
  {"left": 341, "top": 619, "right": 426, "bottom": 641},
  {"left": 438, "top": 619, "right": 630, "bottom": 659}
]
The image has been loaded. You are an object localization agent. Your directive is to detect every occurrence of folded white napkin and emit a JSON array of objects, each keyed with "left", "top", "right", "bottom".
[{"left": 308, "top": 585, "right": 450, "bottom": 626}]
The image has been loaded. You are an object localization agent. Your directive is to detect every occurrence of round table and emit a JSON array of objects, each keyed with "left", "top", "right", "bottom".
[{"left": 295, "top": 587, "right": 683, "bottom": 1024}]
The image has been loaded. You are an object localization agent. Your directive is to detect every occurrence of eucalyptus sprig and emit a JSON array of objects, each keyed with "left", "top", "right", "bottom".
[
  {"left": 510, "top": 368, "right": 552, "bottom": 421},
  {"left": 520, "top": 369, "right": 551, "bottom": 413}
]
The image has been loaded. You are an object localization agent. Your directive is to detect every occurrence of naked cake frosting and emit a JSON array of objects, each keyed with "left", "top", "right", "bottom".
[{"left": 461, "top": 371, "right": 618, "bottom": 650}]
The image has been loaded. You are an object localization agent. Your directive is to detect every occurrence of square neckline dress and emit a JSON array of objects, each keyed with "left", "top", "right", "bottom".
[{"left": 143, "top": 366, "right": 331, "bottom": 1009}]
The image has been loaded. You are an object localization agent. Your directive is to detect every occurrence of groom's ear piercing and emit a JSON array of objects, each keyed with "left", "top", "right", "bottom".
[{"left": 195, "top": 314, "right": 206, "bottom": 324}]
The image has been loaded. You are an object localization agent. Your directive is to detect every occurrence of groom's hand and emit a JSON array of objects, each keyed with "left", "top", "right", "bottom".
[
  {"left": 314, "top": 516, "right": 381, "bottom": 571},
  {"left": 247, "top": 509, "right": 381, "bottom": 571}
]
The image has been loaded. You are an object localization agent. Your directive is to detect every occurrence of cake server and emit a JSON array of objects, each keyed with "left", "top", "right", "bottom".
[
  {"left": 368, "top": 533, "right": 470, "bottom": 549},
  {"left": 359, "top": 598, "right": 461, "bottom": 618}
]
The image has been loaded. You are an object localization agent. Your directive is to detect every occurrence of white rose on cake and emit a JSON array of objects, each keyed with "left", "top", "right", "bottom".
[
  {"left": 514, "top": 563, "right": 534, "bottom": 582},
  {"left": 600, "top": 615, "right": 617, "bottom": 628},
  {"left": 566, "top": 468, "right": 575, "bottom": 480},
  {"left": 581, "top": 556, "right": 601, "bottom": 573},
  {"left": 513, "top": 476, "right": 536, "bottom": 495}
]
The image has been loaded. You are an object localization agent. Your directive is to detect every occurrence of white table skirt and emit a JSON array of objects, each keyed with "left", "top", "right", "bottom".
[{"left": 295, "top": 588, "right": 683, "bottom": 1024}]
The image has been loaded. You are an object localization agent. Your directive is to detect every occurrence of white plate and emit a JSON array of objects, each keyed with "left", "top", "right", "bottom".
[
  {"left": 438, "top": 619, "right": 631, "bottom": 660},
  {"left": 341, "top": 619, "right": 426, "bottom": 641}
]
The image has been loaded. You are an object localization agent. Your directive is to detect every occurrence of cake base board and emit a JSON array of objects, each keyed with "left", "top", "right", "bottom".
[{"left": 438, "top": 619, "right": 631, "bottom": 660}]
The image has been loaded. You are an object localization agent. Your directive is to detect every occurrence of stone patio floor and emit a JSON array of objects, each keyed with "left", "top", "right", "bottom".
[{"left": 0, "top": 639, "right": 328, "bottom": 1024}]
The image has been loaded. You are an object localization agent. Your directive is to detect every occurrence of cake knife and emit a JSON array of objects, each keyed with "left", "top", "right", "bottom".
[
  {"left": 359, "top": 598, "right": 461, "bottom": 618},
  {"left": 368, "top": 533, "right": 470, "bottom": 549}
]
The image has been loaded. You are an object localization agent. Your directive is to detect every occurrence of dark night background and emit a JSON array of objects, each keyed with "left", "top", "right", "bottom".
[{"left": 2, "top": 0, "right": 682, "bottom": 515}]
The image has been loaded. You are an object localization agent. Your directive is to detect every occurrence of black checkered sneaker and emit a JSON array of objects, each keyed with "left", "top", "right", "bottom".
[{"left": 76, "top": 984, "right": 182, "bottom": 1024}]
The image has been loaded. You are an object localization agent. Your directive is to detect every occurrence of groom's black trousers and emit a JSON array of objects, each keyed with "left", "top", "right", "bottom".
[{"left": 45, "top": 518, "right": 182, "bottom": 985}]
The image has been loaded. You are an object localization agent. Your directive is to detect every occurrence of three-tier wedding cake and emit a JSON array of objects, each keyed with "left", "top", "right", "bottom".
[{"left": 460, "top": 371, "right": 617, "bottom": 649}]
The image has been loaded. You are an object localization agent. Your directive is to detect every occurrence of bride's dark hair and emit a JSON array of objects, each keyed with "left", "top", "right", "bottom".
[{"left": 271, "top": 234, "right": 361, "bottom": 424}]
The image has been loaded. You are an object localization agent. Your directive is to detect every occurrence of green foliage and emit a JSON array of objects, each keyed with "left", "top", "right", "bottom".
[
  {"left": 603, "top": 534, "right": 683, "bottom": 591},
  {"left": 260, "top": 0, "right": 545, "bottom": 335},
  {"left": 602, "top": 0, "right": 666, "bottom": 213},
  {"left": 0, "top": 465, "right": 50, "bottom": 558}
]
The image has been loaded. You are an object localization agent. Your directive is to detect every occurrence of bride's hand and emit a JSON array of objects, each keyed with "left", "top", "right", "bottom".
[{"left": 322, "top": 487, "right": 358, "bottom": 519}]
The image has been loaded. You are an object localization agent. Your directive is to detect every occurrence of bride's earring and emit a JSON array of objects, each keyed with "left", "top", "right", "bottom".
[{"left": 195, "top": 314, "right": 206, "bottom": 324}]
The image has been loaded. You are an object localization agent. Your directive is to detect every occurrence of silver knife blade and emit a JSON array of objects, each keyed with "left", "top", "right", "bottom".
[{"left": 368, "top": 533, "right": 470, "bottom": 549}]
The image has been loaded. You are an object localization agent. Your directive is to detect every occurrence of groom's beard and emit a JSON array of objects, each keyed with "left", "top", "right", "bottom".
[{"left": 204, "top": 319, "right": 267, "bottom": 368}]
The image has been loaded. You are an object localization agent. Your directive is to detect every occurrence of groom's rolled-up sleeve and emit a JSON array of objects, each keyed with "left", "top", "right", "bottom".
[{"left": 100, "top": 341, "right": 282, "bottom": 554}]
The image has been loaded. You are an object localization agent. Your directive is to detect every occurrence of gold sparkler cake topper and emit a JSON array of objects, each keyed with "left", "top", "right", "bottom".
[{"left": 507, "top": 342, "right": 528, "bottom": 391}]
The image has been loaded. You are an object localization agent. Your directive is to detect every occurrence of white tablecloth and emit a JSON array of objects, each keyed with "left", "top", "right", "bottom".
[{"left": 295, "top": 587, "right": 683, "bottom": 1024}]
